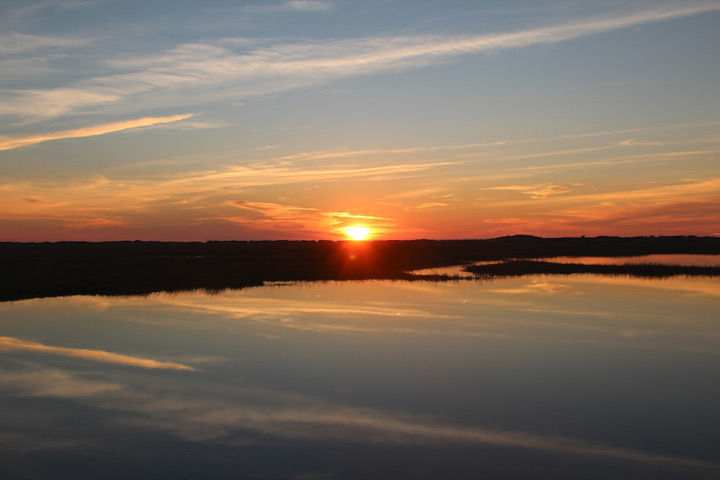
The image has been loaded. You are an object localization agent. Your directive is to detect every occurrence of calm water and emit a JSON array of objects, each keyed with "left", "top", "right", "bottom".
[{"left": 1, "top": 265, "right": 719, "bottom": 479}]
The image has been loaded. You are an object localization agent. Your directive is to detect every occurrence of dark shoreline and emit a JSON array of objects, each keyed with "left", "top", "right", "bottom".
[
  {"left": 465, "top": 259, "right": 720, "bottom": 278},
  {"left": 2, "top": 235, "right": 719, "bottom": 302}
]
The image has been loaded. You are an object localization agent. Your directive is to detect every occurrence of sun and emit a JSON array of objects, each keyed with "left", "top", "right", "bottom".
[{"left": 344, "top": 226, "right": 370, "bottom": 241}]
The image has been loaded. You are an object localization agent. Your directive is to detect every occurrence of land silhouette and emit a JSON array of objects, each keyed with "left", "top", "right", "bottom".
[
  {"left": 466, "top": 259, "right": 720, "bottom": 278},
  {"left": 1, "top": 235, "right": 719, "bottom": 302}
]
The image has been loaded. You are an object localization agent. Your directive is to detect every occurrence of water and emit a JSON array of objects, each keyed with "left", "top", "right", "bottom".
[{"left": 1, "top": 263, "right": 719, "bottom": 479}]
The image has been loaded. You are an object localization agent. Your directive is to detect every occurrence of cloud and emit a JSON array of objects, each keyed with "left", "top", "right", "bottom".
[
  {"left": 0, "top": 336, "right": 195, "bottom": 371},
  {"left": 0, "top": 158, "right": 449, "bottom": 239},
  {"left": 2, "top": 0, "right": 112, "bottom": 23},
  {"left": 493, "top": 280, "right": 574, "bottom": 295},
  {"left": 483, "top": 177, "right": 720, "bottom": 209},
  {"left": 0, "top": 114, "right": 193, "bottom": 151},
  {"left": 568, "top": 199, "right": 720, "bottom": 233},
  {"left": 468, "top": 174, "right": 719, "bottom": 233},
  {"left": 284, "top": 0, "right": 333, "bottom": 11},
  {"left": 4, "top": 2, "right": 719, "bottom": 123},
  {"left": 476, "top": 178, "right": 720, "bottom": 237},
  {"left": 244, "top": 1, "right": 333, "bottom": 13},
  {"left": 2, "top": 362, "right": 716, "bottom": 470},
  {"left": 231, "top": 200, "right": 317, "bottom": 215},
  {"left": 225, "top": 200, "right": 321, "bottom": 231},
  {"left": 323, "top": 211, "right": 393, "bottom": 220},
  {"left": 163, "top": 160, "right": 457, "bottom": 190},
  {"left": 1, "top": 109, "right": 717, "bottom": 240},
  {"left": 218, "top": 200, "right": 395, "bottom": 237},
  {"left": 0, "top": 88, "right": 121, "bottom": 119},
  {"left": 376, "top": 186, "right": 467, "bottom": 211},
  {"left": 274, "top": 141, "right": 507, "bottom": 162},
  {"left": 584, "top": 178, "right": 720, "bottom": 203},
  {"left": 0, "top": 366, "right": 122, "bottom": 398},
  {"left": 0, "top": 33, "right": 89, "bottom": 55},
  {"left": 152, "top": 294, "right": 460, "bottom": 328},
  {"left": 507, "top": 147, "right": 720, "bottom": 173},
  {"left": 486, "top": 184, "right": 573, "bottom": 199},
  {"left": 63, "top": 216, "right": 133, "bottom": 230},
  {"left": 560, "top": 273, "right": 720, "bottom": 298}
]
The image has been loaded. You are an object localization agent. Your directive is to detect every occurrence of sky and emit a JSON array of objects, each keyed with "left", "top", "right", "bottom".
[{"left": 1, "top": 0, "right": 719, "bottom": 241}]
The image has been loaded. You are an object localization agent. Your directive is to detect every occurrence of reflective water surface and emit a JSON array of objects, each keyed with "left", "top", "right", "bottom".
[{"left": 1, "top": 269, "right": 719, "bottom": 479}]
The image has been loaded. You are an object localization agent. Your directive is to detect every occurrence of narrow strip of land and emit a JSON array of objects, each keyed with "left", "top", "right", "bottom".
[
  {"left": 464, "top": 260, "right": 720, "bottom": 278},
  {"left": 1, "top": 236, "right": 718, "bottom": 301}
]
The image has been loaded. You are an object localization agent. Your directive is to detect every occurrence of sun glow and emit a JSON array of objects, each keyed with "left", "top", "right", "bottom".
[{"left": 344, "top": 226, "right": 370, "bottom": 241}]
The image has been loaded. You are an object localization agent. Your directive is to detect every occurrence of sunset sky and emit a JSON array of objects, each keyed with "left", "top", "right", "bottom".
[{"left": 1, "top": 0, "right": 719, "bottom": 241}]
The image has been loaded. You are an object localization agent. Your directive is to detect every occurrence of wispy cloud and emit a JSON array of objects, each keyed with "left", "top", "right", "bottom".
[
  {"left": 323, "top": 211, "right": 393, "bottom": 220},
  {"left": 0, "top": 114, "right": 193, "bottom": 151},
  {"left": 3, "top": 362, "right": 717, "bottom": 470},
  {"left": 573, "top": 178, "right": 720, "bottom": 204},
  {"left": 273, "top": 142, "right": 507, "bottom": 162},
  {"left": 476, "top": 178, "right": 720, "bottom": 237},
  {"left": 244, "top": 1, "right": 333, "bottom": 13},
  {"left": 0, "top": 336, "right": 195, "bottom": 371},
  {"left": 162, "top": 160, "right": 457, "bottom": 190},
  {"left": 504, "top": 147, "right": 720, "bottom": 173},
  {"left": 0, "top": 158, "right": 448, "bottom": 239},
  {"left": 486, "top": 184, "right": 575, "bottom": 199},
  {"left": 218, "top": 200, "right": 395, "bottom": 237},
  {"left": 63, "top": 216, "right": 133, "bottom": 230},
  {"left": 1, "top": 113, "right": 717, "bottom": 239},
  {"left": 0, "top": 367, "right": 123, "bottom": 398},
  {"left": 0, "top": 33, "right": 89, "bottom": 55},
  {"left": 4, "top": 2, "right": 718, "bottom": 124},
  {"left": 377, "top": 186, "right": 463, "bottom": 211}
]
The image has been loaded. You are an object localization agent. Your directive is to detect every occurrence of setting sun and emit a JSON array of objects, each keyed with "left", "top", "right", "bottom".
[{"left": 344, "top": 226, "right": 370, "bottom": 241}]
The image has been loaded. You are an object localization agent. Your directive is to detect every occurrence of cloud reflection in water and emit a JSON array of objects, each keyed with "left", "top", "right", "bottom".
[{"left": 0, "top": 273, "right": 719, "bottom": 478}]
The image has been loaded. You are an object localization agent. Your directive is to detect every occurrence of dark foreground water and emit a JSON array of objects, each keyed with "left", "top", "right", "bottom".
[{"left": 1, "top": 262, "right": 719, "bottom": 479}]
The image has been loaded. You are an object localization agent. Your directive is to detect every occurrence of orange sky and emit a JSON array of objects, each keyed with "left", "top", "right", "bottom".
[{"left": 1, "top": 1, "right": 719, "bottom": 241}]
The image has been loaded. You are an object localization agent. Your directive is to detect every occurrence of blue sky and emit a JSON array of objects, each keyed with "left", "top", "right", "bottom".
[{"left": 1, "top": 0, "right": 719, "bottom": 240}]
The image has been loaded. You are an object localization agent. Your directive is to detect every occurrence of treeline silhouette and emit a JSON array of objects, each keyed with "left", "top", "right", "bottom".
[{"left": 1, "top": 235, "right": 718, "bottom": 301}]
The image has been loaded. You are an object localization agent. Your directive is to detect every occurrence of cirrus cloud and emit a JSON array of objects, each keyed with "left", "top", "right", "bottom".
[
  {"left": 0, "top": 114, "right": 193, "bottom": 151},
  {"left": 3, "top": 2, "right": 719, "bottom": 125}
]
